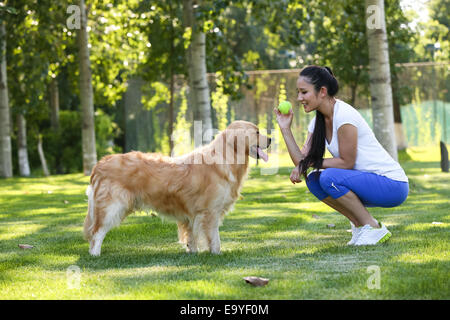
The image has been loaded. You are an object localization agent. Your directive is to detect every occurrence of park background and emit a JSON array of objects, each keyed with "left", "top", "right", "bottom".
[{"left": 0, "top": 0, "right": 449, "bottom": 300}]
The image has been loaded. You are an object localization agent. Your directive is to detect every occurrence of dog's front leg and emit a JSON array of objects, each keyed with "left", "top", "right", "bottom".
[
  {"left": 177, "top": 221, "right": 189, "bottom": 245},
  {"left": 185, "top": 227, "right": 198, "bottom": 253},
  {"left": 208, "top": 227, "right": 221, "bottom": 254},
  {"left": 203, "top": 215, "right": 221, "bottom": 254}
]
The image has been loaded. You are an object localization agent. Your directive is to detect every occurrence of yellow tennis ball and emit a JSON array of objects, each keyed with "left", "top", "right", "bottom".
[{"left": 278, "top": 101, "right": 292, "bottom": 114}]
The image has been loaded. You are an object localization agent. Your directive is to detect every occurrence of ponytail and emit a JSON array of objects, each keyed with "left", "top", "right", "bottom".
[{"left": 298, "top": 66, "right": 339, "bottom": 180}]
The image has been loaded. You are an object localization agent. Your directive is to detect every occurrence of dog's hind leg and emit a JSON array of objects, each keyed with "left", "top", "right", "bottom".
[
  {"left": 84, "top": 185, "right": 95, "bottom": 242},
  {"left": 90, "top": 226, "right": 108, "bottom": 256},
  {"left": 89, "top": 201, "right": 127, "bottom": 256}
]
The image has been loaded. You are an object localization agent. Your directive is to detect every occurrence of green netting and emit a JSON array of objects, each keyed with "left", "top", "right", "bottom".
[{"left": 123, "top": 62, "right": 449, "bottom": 153}]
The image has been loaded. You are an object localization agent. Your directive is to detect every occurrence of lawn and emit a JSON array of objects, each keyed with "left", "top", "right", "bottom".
[{"left": 0, "top": 146, "right": 449, "bottom": 300}]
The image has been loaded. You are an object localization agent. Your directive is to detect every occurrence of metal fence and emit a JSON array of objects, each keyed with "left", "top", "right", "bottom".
[{"left": 123, "top": 62, "right": 450, "bottom": 154}]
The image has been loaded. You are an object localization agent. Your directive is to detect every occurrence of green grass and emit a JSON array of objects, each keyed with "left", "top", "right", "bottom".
[{"left": 0, "top": 146, "right": 449, "bottom": 300}]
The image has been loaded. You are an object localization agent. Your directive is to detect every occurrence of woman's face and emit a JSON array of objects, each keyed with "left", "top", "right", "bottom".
[{"left": 297, "top": 76, "right": 322, "bottom": 113}]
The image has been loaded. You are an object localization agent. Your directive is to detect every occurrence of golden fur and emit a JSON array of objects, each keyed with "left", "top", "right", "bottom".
[{"left": 83, "top": 120, "right": 270, "bottom": 256}]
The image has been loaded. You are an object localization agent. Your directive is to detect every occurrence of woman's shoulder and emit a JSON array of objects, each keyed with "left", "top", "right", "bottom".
[
  {"left": 334, "top": 99, "right": 370, "bottom": 132},
  {"left": 336, "top": 99, "right": 364, "bottom": 121},
  {"left": 336, "top": 99, "right": 359, "bottom": 114}
]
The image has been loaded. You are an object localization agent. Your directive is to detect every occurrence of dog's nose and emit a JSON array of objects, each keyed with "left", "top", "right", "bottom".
[{"left": 268, "top": 137, "right": 272, "bottom": 146}]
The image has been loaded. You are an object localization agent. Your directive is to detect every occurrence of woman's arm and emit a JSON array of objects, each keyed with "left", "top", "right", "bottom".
[
  {"left": 322, "top": 124, "right": 357, "bottom": 170},
  {"left": 280, "top": 129, "right": 311, "bottom": 166},
  {"left": 274, "top": 107, "right": 311, "bottom": 166}
]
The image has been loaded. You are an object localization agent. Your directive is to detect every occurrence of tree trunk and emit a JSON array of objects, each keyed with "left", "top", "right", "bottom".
[
  {"left": 37, "top": 134, "right": 50, "bottom": 177},
  {"left": 0, "top": 22, "right": 12, "bottom": 178},
  {"left": 350, "top": 68, "right": 360, "bottom": 106},
  {"left": 169, "top": 73, "right": 175, "bottom": 155},
  {"left": 183, "top": 0, "right": 213, "bottom": 145},
  {"left": 392, "top": 81, "right": 407, "bottom": 150},
  {"left": 49, "top": 77, "right": 60, "bottom": 131},
  {"left": 169, "top": 2, "right": 175, "bottom": 155},
  {"left": 49, "top": 77, "right": 63, "bottom": 173},
  {"left": 365, "top": 0, "right": 398, "bottom": 160},
  {"left": 350, "top": 83, "right": 357, "bottom": 107},
  {"left": 183, "top": 0, "right": 199, "bottom": 145},
  {"left": 124, "top": 77, "right": 146, "bottom": 152},
  {"left": 440, "top": 141, "right": 449, "bottom": 172},
  {"left": 17, "top": 114, "right": 30, "bottom": 177},
  {"left": 78, "top": 0, "right": 97, "bottom": 175}
]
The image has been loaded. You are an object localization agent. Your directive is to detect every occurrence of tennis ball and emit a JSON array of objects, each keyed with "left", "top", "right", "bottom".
[{"left": 278, "top": 101, "right": 292, "bottom": 114}]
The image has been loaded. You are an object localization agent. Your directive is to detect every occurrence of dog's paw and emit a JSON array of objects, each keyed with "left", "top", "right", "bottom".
[
  {"left": 185, "top": 245, "right": 198, "bottom": 254},
  {"left": 89, "top": 249, "right": 101, "bottom": 256}
]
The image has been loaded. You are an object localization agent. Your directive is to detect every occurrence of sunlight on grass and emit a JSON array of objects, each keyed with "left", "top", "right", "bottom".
[
  {"left": 404, "top": 144, "right": 446, "bottom": 162},
  {"left": 0, "top": 223, "right": 43, "bottom": 241},
  {"left": 394, "top": 252, "right": 450, "bottom": 264}
]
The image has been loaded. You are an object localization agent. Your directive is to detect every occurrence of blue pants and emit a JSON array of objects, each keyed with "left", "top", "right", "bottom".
[{"left": 306, "top": 168, "right": 409, "bottom": 208}]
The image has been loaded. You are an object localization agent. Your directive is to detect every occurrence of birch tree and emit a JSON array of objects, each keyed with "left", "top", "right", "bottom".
[
  {"left": 78, "top": 0, "right": 97, "bottom": 175},
  {"left": 365, "top": 0, "right": 398, "bottom": 160},
  {"left": 182, "top": 0, "right": 213, "bottom": 145},
  {"left": 16, "top": 113, "right": 30, "bottom": 176},
  {"left": 49, "top": 78, "right": 60, "bottom": 131},
  {"left": 0, "top": 21, "right": 12, "bottom": 178}
]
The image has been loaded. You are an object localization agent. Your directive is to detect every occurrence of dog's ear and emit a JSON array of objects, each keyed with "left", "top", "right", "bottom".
[
  {"left": 228, "top": 129, "right": 244, "bottom": 153},
  {"left": 221, "top": 128, "right": 240, "bottom": 164},
  {"left": 223, "top": 129, "right": 234, "bottom": 149}
]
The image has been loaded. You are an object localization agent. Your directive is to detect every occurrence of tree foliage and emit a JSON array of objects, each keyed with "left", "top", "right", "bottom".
[{"left": 1, "top": 0, "right": 445, "bottom": 175}]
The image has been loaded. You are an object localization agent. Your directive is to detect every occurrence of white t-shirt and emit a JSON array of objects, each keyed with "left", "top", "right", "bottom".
[{"left": 307, "top": 99, "right": 408, "bottom": 182}]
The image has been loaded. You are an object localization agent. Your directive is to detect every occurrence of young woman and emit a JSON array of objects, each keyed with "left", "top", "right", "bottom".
[{"left": 274, "top": 65, "right": 409, "bottom": 246}]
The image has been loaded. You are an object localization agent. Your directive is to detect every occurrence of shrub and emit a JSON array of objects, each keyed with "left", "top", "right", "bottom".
[{"left": 38, "top": 110, "right": 120, "bottom": 174}]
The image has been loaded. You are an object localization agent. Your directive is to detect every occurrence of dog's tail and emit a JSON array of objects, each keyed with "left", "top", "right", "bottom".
[{"left": 83, "top": 185, "right": 95, "bottom": 241}]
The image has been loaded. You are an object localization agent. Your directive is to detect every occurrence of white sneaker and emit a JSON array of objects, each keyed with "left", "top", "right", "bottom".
[
  {"left": 347, "top": 222, "right": 362, "bottom": 245},
  {"left": 354, "top": 222, "right": 392, "bottom": 246}
]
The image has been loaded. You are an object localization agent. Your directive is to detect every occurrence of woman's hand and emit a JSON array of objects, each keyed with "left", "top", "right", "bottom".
[
  {"left": 273, "top": 106, "right": 294, "bottom": 130},
  {"left": 290, "top": 165, "right": 302, "bottom": 184}
]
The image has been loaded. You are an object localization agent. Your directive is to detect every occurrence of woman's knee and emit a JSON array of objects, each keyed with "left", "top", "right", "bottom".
[
  {"left": 318, "top": 168, "right": 340, "bottom": 188},
  {"left": 318, "top": 168, "right": 351, "bottom": 199},
  {"left": 306, "top": 171, "right": 328, "bottom": 200}
]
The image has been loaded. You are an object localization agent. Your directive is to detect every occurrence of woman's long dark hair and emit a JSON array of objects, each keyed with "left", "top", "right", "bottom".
[{"left": 298, "top": 66, "right": 339, "bottom": 180}]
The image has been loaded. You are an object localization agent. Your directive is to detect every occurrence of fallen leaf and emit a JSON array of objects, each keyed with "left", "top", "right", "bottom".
[
  {"left": 432, "top": 222, "right": 443, "bottom": 225},
  {"left": 346, "top": 229, "right": 353, "bottom": 233},
  {"left": 239, "top": 195, "right": 244, "bottom": 200},
  {"left": 327, "top": 223, "right": 336, "bottom": 228},
  {"left": 243, "top": 276, "right": 269, "bottom": 287},
  {"left": 64, "top": 200, "right": 69, "bottom": 204},
  {"left": 18, "top": 244, "right": 34, "bottom": 249},
  {"left": 312, "top": 214, "right": 320, "bottom": 219}
]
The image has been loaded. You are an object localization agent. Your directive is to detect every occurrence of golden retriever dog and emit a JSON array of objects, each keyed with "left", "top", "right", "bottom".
[{"left": 83, "top": 120, "right": 271, "bottom": 256}]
